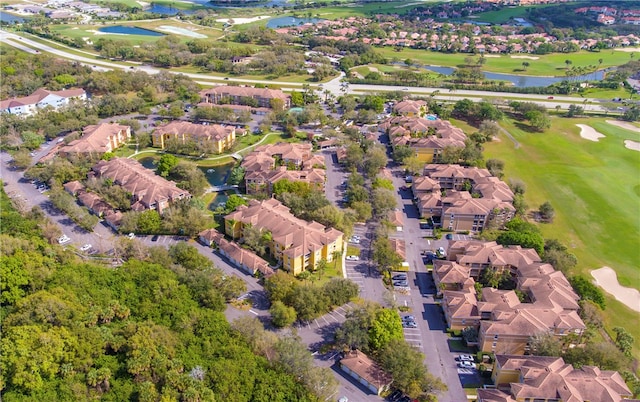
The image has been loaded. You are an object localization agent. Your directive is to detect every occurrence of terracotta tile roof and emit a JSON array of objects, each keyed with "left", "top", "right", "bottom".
[
  {"left": 200, "top": 85, "right": 289, "bottom": 101},
  {"left": 91, "top": 158, "right": 190, "bottom": 212},
  {"left": 77, "top": 191, "right": 112, "bottom": 215},
  {"left": 389, "top": 238, "right": 406, "bottom": 259},
  {"left": 61, "top": 123, "right": 130, "bottom": 155},
  {"left": 63, "top": 180, "right": 85, "bottom": 195},
  {"left": 443, "top": 289, "right": 480, "bottom": 320},
  {"left": 387, "top": 210, "right": 403, "bottom": 227},
  {"left": 393, "top": 99, "right": 428, "bottom": 115},
  {"left": 340, "top": 350, "right": 392, "bottom": 389},
  {"left": 216, "top": 236, "right": 274, "bottom": 277},
  {"left": 154, "top": 121, "right": 235, "bottom": 142},
  {"left": 225, "top": 198, "right": 342, "bottom": 260}
]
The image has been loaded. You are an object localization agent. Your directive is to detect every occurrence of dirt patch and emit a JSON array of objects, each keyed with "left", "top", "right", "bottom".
[
  {"left": 614, "top": 47, "right": 640, "bottom": 52},
  {"left": 216, "top": 16, "right": 270, "bottom": 25},
  {"left": 576, "top": 124, "right": 605, "bottom": 142},
  {"left": 510, "top": 55, "right": 539, "bottom": 60},
  {"left": 606, "top": 120, "right": 640, "bottom": 133},
  {"left": 591, "top": 267, "right": 640, "bottom": 312},
  {"left": 624, "top": 140, "right": 640, "bottom": 151}
]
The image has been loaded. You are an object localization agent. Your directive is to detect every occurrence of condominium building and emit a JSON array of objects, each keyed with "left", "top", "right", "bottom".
[
  {"left": 380, "top": 116, "right": 466, "bottom": 163},
  {"left": 200, "top": 85, "right": 291, "bottom": 109},
  {"left": 0, "top": 88, "right": 87, "bottom": 116},
  {"left": 393, "top": 99, "right": 428, "bottom": 117},
  {"left": 434, "top": 241, "right": 585, "bottom": 355},
  {"left": 91, "top": 157, "right": 190, "bottom": 214},
  {"left": 59, "top": 123, "right": 131, "bottom": 157},
  {"left": 478, "top": 355, "right": 633, "bottom": 402},
  {"left": 224, "top": 198, "right": 343, "bottom": 275},
  {"left": 152, "top": 121, "right": 236, "bottom": 153}
]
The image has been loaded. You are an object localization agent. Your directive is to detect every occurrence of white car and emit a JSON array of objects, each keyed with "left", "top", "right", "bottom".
[
  {"left": 346, "top": 255, "right": 360, "bottom": 261},
  {"left": 127, "top": 233, "right": 135, "bottom": 239},
  {"left": 80, "top": 244, "right": 92, "bottom": 252},
  {"left": 458, "top": 361, "right": 476, "bottom": 369},
  {"left": 349, "top": 237, "right": 360, "bottom": 244},
  {"left": 458, "top": 354, "right": 474, "bottom": 362},
  {"left": 58, "top": 235, "right": 70, "bottom": 244}
]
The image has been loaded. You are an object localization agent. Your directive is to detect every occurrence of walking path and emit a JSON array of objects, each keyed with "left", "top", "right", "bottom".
[{"left": 499, "top": 126, "right": 520, "bottom": 149}]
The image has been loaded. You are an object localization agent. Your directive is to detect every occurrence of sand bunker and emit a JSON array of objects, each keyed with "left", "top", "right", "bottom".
[
  {"left": 576, "top": 124, "right": 605, "bottom": 141},
  {"left": 157, "top": 25, "right": 206, "bottom": 38},
  {"left": 614, "top": 47, "right": 640, "bottom": 52},
  {"left": 510, "top": 55, "right": 539, "bottom": 60},
  {"left": 216, "top": 16, "right": 270, "bottom": 25},
  {"left": 606, "top": 119, "right": 640, "bottom": 133},
  {"left": 483, "top": 55, "right": 501, "bottom": 58},
  {"left": 624, "top": 140, "right": 640, "bottom": 151},
  {"left": 591, "top": 267, "right": 640, "bottom": 312}
]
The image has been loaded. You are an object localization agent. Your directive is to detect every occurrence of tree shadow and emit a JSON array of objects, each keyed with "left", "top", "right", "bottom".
[{"left": 513, "top": 121, "right": 539, "bottom": 133}]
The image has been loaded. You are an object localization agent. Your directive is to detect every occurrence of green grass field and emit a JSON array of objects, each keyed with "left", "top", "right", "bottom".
[
  {"left": 470, "top": 4, "right": 554, "bottom": 24},
  {"left": 375, "top": 48, "right": 634, "bottom": 77},
  {"left": 483, "top": 116, "right": 640, "bottom": 355}
]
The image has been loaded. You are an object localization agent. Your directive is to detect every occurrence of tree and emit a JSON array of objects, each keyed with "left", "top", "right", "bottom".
[
  {"left": 528, "top": 331, "right": 563, "bottom": 356},
  {"left": 322, "top": 277, "right": 359, "bottom": 306},
  {"left": 363, "top": 146, "right": 387, "bottom": 177},
  {"left": 168, "top": 242, "right": 213, "bottom": 271},
  {"left": 566, "top": 104, "right": 583, "bottom": 117},
  {"left": 11, "top": 149, "right": 32, "bottom": 170},
  {"left": 522, "top": 61, "right": 530, "bottom": 71},
  {"left": 270, "top": 300, "right": 297, "bottom": 328},
  {"left": 565, "top": 59, "right": 572, "bottom": 70},
  {"left": 137, "top": 210, "right": 161, "bottom": 234},
  {"left": 613, "top": 327, "right": 634, "bottom": 357},
  {"left": 524, "top": 110, "right": 551, "bottom": 132},
  {"left": 569, "top": 275, "right": 606, "bottom": 309},
  {"left": 368, "top": 308, "right": 404, "bottom": 351},
  {"left": 156, "top": 154, "right": 179, "bottom": 177},
  {"left": 225, "top": 194, "right": 247, "bottom": 211},
  {"left": 372, "top": 236, "right": 403, "bottom": 274},
  {"left": 485, "top": 159, "right": 504, "bottom": 178},
  {"left": 538, "top": 201, "right": 555, "bottom": 222},
  {"left": 372, "top": 188, "right": 397, "bottom": 218},
  {"left": 378, "top": 339, "right": 447, "bottom": 398},
  {"left": 240, "top": 224, "right": 271, "bottom": 256},
  {"left": 264, "top": 271, "right": 298, "bottom": 304}
]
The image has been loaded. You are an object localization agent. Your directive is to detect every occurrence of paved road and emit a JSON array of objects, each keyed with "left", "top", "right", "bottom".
[{"left": 1, "top": 29, "right": 616, "bottom": 113}]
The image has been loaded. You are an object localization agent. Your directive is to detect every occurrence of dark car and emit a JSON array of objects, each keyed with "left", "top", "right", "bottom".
[
  {"left": 445, "top": 233, "right": 453, "bottom": 240},
  {"left": 151, "top": 235, "right": 159, "bottom": 242}
]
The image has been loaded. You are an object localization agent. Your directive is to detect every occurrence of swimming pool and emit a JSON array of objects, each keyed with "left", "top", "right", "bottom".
[{"left": 426, "top": 114, "right": 438, "bottom": 121}]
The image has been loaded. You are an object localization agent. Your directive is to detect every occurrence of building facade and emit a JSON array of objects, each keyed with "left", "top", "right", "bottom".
[
  {"left": 200, "top": 85, "right": 291, "bottom": 109},
  {"left": 60, "top": 123, "right": 131, "bottom": 157},
  {"left": 0, "top": 88, "right": 87, "bottom": 116},
  {"left": 152, "top": 121, "right": 236, "bottom": 153}
]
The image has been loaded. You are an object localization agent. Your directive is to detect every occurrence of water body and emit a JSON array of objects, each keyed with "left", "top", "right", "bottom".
[
  {"left": 198, "top": 162, "right": 234, "bottom": 187},
  {"left": 266, "top": 16, "right": 323, "bottom": 28},
  {"left": 98, "top": 25, "right": 165, "bottom": 36},
  {"left": 0, "top": 11, "right": 27, "bottom": 23},
  {"left": 146, "top": 0, "right": 286, "bottom": 14},
  {"left": 422, "top": 65, "right": 605, "bottom": 88},
  {"left": 138, "top": 156, "right": 158, "bottom": 169},
  {"left": 146, "top": 4, "right": 197, "bottom": 15},
  {"left": 208, "top": 189, "right": 235, "bottom": 212}
]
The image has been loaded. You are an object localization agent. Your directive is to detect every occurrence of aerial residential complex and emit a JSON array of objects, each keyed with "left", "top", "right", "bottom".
[
  {"left": 224, "top": 198, "right": 343, "bottom": 275},
  {"left": 478, "top": 355, "right": 633, "bottom": 402},
  {"left": 59, "top": 123, "right": 131, "bottom": 157},
  {"left": 435, "top": 241, "right": 585, "bottom": 355},
  {"left": 241, "top": 143, "right": 326, "bottom": 195},
  {"left": 412, "top": 164, "right": 515, "bottom": 232},
  {"left": 152, "top": 120, "right": 237, "bottom": 153},
  {"left": 381, "top": 116, "right": 467, "bottom": 163},
  {"left": 0, "top": 87, "right": 86, "bottom": 116}
]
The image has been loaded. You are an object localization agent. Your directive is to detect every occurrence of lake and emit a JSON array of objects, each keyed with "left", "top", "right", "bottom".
[
  {"left": 422, "top": 65, "right": 605, "bottom": 88},
  {"left": 0, "top": 11, "right": 27, "bottom": 23},
  {"left": 266, "top": 17, "right": 323, "bottom": 28},
  {"left": 98, "top": 25, "right": 165, "bottom": 36}
]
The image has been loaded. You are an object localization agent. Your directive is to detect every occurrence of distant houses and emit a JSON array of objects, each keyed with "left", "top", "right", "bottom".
[
  {"left": 152, "top": 120, "right": 236, "bottom": 153},
  {"left": 200, "top": 85, "right": 291, "bottom": 110},
  {"left": 0, "top": 88, "right": 86, "bottom": 116}
]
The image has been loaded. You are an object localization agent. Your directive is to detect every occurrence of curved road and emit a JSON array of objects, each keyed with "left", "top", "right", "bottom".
[{"left": 1, "top": 29, "right": 611, "bottom": 112}]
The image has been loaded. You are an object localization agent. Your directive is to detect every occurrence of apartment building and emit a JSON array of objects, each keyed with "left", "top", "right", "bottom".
[
  {"left": 200, "top": 85, "right": 291, "bottom": 109},
  {"left": 393, "top": 99, "right": 428, "bottom": 117},
  {"left": 413, "top": 164, "right": 515, "bottom": 232},
  {"left": 435, "top": 241, "right": 585, "bottom": 354},
  {"left": 380, "top": 116, "right": 467, "bottom": 163},
  {"left": 152, "top": 121, "right": 236, "bottom": 153},
  {"left": 241, "top": 143, "right": 326, "bottom": 195},
  {"left": 0, "top": 88, "right": 87, "bottom": 116},
  {"left": 224, "top": 198, "right": 343, "bottom": 275},
  {"left": 59, "top": 123, "right": 131, "bottom": 157},
  {"left": 478, "top": 355, "right": 633, "bottom": 402},
  {"left": 91, "top": 157, "right": 190, "bottom": 214}
]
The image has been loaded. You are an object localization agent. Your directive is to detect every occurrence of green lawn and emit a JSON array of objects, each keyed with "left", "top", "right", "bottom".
[
  {"left": 484, "top": 116, "right": 640, "bottom": 356},
  {"left": 375, "top": 48, "right": 634, "bottom": 77},
  {"left": 470, "top": 4, "right": 553, "bottom": 24}
]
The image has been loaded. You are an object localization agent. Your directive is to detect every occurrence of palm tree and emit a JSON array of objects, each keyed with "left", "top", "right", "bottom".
[{"left": 521, "top": 61, "right": 530, "bottom": 71}]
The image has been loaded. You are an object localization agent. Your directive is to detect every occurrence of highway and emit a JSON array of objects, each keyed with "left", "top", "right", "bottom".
[{"left": 0, "top": 28, "right": 612, "bottom": 112}]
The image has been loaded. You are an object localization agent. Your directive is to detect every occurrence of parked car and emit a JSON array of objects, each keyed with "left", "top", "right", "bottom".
[
  {"left": 346, "top": 255, "right": 360, "bottom": 261},
  {"left": 402, "top": 315, "right": 416, "bottom": 322},
  {"left": 393, "top": 280, "right": 409, "bottom": 287},
  {"left": 58, "top": 235, "right": 70, "bottom": 244},
  {"left": 79, "top": 244, "right": 92, "bottom": 252},
  {"left": 392, "top": 274, "right": 407, "bottom": 281},
  {"left": 437, "top": 247, "right": 446, "bottom": 257},
  {"left": 151, "top": 235, "right": 159, "bottom": 242},
  {"left": 458, "top": 361, "right": 476, "bottom": 369},
  {"left": 458, "top": 354, "right": 474, "bottom": 362},
  {"left": 402, "top": 321, "right": 417, "bottom": 328},
  {"left": 445, "top": 233, "right": 453, "bottom": 240},
  {"left": 127, "top": 233, "right": 135, "bottom": 239},
  {"left": 348, "top": 237, "right": 360, "bottom": 244}
]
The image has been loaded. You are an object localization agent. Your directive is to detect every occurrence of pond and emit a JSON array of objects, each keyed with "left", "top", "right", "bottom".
[
  {"left": 198, "top": 162, "right": 234, "bottom": 187},
  {"left": 97, "top": 25, "right": 165, "bottom": 36},
  {"left": 146, "top": 4, "right": 197, "bottom": 15},
  {"left": 0, "top": 11, "right": 27, "bottom": 23},
  {"left": 421, "top": 64, "right": 606, "bottom": 88},
  {"left": 207, "top": 190, "right": 236, "bottom": 212},
  {"left": 266, "top": 17, "right": 324, "bottom": 28},
  {"left": 138, "top": 156, "right": 158, "bottom": 170}
]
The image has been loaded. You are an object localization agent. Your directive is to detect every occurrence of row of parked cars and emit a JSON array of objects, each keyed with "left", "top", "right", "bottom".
[{"left": 456, "top": 354, "right": 477, "bottom": 369}]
